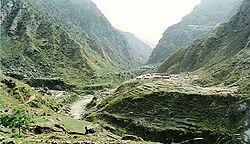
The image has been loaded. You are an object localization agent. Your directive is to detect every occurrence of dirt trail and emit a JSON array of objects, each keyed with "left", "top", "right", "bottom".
[{"left": 70, "top": 95, "right": 94, "bottom": 120}]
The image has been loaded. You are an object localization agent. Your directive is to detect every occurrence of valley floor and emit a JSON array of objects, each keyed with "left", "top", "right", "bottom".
[{"left": 0, "top": 70, "right": 249, "bottom": 144}]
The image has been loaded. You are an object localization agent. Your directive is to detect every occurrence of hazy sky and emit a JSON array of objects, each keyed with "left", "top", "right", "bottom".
[{"left": 92, "top": 0, "right": 201, "bottom": 47}]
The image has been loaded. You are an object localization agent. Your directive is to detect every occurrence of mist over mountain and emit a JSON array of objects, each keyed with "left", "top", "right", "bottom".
[
  {"left": 90, "top": 1, "right": 250, "bottom": 143},
  {"left": 122, "top": 31, "right": 153, "bottom": 63},
  {"left": 148, "top": 0, "right": 243, "bottom": 64},
  {"left": 30, "top": 0, "right": 149, "bottom": 67},
  {"left": 158, "top": 0, "right": 250, "bottom": 93},
  {"left": 0, "top": 0, "right": 249, "bottom": 143},
  {"left": 0, "top": 0, "right": 149, "bottom": 86}
]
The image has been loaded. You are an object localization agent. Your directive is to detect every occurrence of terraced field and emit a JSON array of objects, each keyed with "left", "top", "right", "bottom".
[{"left": 89, "top": 76, "right": 249, "bottom": 143}]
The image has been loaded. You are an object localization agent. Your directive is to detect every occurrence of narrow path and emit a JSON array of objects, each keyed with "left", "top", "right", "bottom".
[{"left": 70, "top": 95, "right": 94, "bottom": 120}]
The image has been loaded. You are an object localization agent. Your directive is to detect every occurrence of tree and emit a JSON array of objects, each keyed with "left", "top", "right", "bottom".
[
  {"left": 0, "top": 108, "right": 31, "bottom": 135},
  {"left": 11, "top": 108, "right": 31, "bottom": 134}
]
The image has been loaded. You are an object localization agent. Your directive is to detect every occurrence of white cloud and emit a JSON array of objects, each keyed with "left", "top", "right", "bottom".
[{"left": 92, "top": 0, "right": 201, "bottom": 46}]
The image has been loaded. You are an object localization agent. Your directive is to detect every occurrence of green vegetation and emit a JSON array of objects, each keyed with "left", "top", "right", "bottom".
[
  {"left": 88, "top": 79, "right": 247, "bottom": 143},
  {"left": 0, "top": 75, "right": 155, "bottom": 143},
  {"left": 0, "top": 0, "right": 249, "bottom": 143},
  {"left": 148, "top": 0, "right": 242, "bottom": 64},
  {"left": 0, "top": 108, "right": 31, "bottom": 135},
  {"left": 158, "top": 0, "right": 250, "bottom": 96},
  {"left": 0, "top": 0, "right": 149, "bottom": 90},
  {"left": 0, "top": 74, "right": 51, "bottom": 112},
  {"left": 64, "top": 94, "right": 79, "bottom": 104},
  {"left": 26, "top": 78, "right": 75, "bottom": 91},
  {"left": 33, "top": 114, "right": 91, "bottom": 133}
]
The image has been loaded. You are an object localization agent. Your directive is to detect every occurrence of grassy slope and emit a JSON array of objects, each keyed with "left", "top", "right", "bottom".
[
  {"left": 0, "top": 0, "right": 106, "bottom": 86},
  {"left": 0, "top": 74, "right": 157, "bottom": 144},
  {"left": 158, "top": 0, "right": 250, "bottom": 95},
  {"left": 89, "top": 78, "right": 249, "bottom": 143},
  {"left": 0, "top": 74, "right": 52, "bottom": 114},
  {"left": 147, "top": 0, "right": 242, "bottom": 64},
  {"left": 0, "top": 0, "right": 139, "bottom": 89},
  {"left": 26, "top": 0, "right": 141, "bottom": 68}
]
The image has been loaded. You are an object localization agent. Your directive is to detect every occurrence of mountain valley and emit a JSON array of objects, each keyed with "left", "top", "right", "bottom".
[{"left": 0, "top": 0, "right": 249, "bottom": 143}]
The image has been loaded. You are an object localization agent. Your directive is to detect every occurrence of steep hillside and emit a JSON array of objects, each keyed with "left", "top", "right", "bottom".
[
  {"left": 0, "top": 0, "right": 145, "bottom": 88},
  {"left": 0, "top": 0, "right": 110, "bottom": 87},
  {"left": 122, "top": 32, "right": 153, "bottom": 63},
  {"left": 26, "top": 0, "right": 142, "bottom": 68},
  {"left": 86, "top": 1, "right": 250, "bottom": 143},
  {"left": 158, "top": 0, "right": 250, "bottom": 94},
  {"left": 148, "top": 0, "right": 243, "bottom": 64},
  {"left": 0, "top": 74, "right": 52, "bottom": 114}
]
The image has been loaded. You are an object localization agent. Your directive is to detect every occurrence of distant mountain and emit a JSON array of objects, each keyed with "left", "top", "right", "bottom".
[
  {"left": 147, "top": 0, "right": 243, "bottom": 64},
  {"left": 158, "top": 0, "right": 250, "bottom": 94},
  {"left": 0, "top": 0, "right": 145, "bottom": 86},
  {"left": 139, "top": 38, "right": 156, "bottom": 49},
  {"left": 122, "top": 32, "right": 153, "bottom": 63}
]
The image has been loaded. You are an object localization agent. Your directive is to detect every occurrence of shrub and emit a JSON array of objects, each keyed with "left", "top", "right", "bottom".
[{"left": 0, "top": 108, "right": 31, "bottom": 134}]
